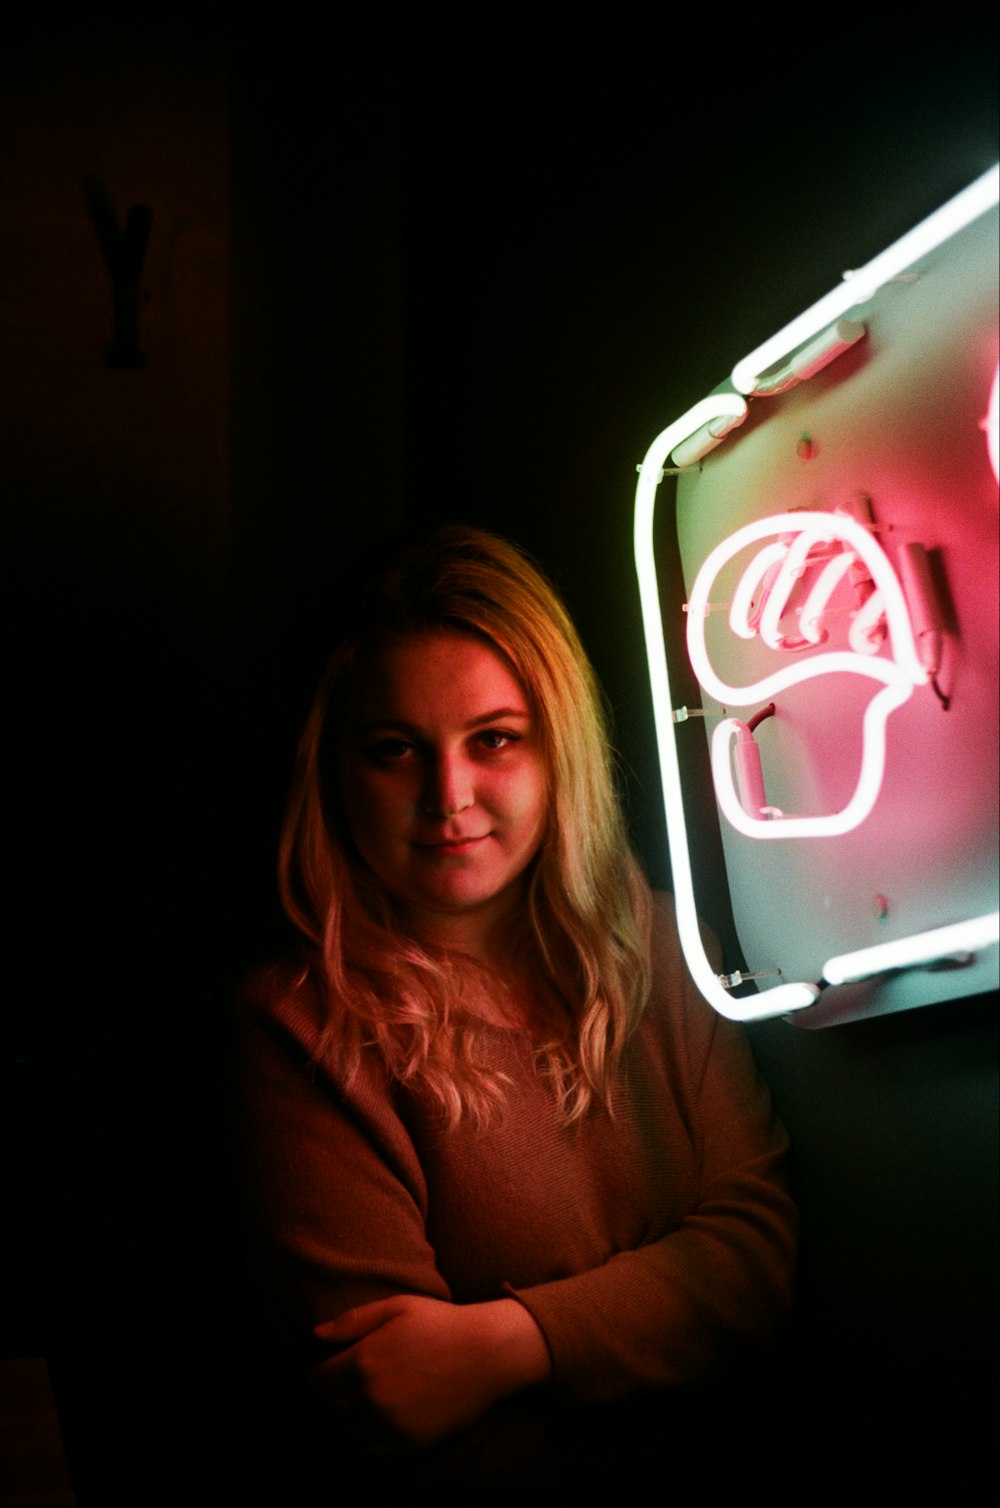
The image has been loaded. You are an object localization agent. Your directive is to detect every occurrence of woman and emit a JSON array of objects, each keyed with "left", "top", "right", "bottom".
[{"left": 234, "top": 525, "right": 797, "bottom": 1494}]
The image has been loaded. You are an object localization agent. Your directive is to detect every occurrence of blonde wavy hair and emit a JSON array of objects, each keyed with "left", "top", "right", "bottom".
[{"left": 278, "top": 526, "right": 651, "bottom": 1129}]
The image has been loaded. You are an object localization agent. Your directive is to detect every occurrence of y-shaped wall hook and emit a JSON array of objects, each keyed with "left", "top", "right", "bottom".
[{"left": 86, "top": 182, "right": 153, "bottom": 369}]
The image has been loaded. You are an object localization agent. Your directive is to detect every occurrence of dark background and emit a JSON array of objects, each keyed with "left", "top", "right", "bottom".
[{"left": 2, "top": 13, "right": 997, "bottom": 1504}]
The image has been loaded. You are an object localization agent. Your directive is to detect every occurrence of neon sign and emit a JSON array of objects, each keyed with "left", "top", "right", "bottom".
[
  {"left": 686, "top": 509, "right": 928, "bottom": 840},
  {"left": 633, "top": 164, "right": 1000, "bottom": 1024}
]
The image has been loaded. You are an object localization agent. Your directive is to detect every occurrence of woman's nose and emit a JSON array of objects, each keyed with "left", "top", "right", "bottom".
[{"left": 421, "top": 754, "right": 473, "bottom": 817}]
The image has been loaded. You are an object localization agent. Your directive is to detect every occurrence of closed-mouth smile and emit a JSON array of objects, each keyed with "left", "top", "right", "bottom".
[{"left": 415, "top": 835, "right": 490, "bottom": 855}]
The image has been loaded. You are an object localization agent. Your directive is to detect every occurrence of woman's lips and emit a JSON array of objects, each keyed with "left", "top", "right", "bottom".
[{"left": 415, "top": 835, "right": 489, "bottom": 855}]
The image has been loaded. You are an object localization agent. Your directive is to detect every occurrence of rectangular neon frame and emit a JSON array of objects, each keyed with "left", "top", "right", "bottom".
[{"left": 633, "top": 165, "right": 1000, "bottom": 1023}]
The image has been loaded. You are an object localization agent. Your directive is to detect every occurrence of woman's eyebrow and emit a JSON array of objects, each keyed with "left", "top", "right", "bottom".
[
  {"left": 352, "top": 707, "right": 531, "bottom": 736},
  {"left": 462, "top": 707, "right": 531, "bottom": 730},
  {"left": 351, "top": 718, "right": 422, "bottom": 736}
]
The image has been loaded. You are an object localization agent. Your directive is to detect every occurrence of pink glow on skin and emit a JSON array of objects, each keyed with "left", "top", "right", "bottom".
[
  {"left": 687, "top": 511, "right": 928, "bottom": 839},
  {"left": 335, "top": 631, "right": 549, "bottom": 960}
]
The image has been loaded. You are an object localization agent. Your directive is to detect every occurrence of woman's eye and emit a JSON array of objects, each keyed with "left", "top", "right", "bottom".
[
  {"left": 365, "top": 739, "right": 414, "bottom": 763},
  {"left": 476, "top": 730, "right": 519, "bottom": 752}
]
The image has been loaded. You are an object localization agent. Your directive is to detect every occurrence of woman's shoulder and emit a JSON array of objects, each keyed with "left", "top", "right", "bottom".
[
  {"left": 238, "top": 948, "right": 417, "bottom": 1125},
  {"left": 236, "top": 954, "right": 327, "bottom": 1053},
  {"left": 649, "top": 888, "right": 679, "bottom": 931},
  {"left": 648, "top": 889, "right": 722, "bottom": 976},
  {"left": 642, "top": 890, "right": 728, "bottom": 1058}
]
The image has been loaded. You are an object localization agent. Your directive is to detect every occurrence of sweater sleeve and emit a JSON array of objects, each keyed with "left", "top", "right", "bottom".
[
  {"left": 233, "top": 967, "right": 453, "bottom": 1333},
  {"left": 505, "top": 899, "right": 798, "bottom": 1402}
]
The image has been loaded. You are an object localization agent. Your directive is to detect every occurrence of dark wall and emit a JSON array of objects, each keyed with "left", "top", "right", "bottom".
[
  {"left": 1, "top": 18, "right": 234, "bottom": 1504},
  {"left": 2, "top": 15, "right": 996, "bottom": 1504}
]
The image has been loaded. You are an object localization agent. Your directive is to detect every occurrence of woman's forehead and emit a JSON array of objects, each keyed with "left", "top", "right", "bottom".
[{"left": 338, "top": 629, "right": 533, "bottom": 727}]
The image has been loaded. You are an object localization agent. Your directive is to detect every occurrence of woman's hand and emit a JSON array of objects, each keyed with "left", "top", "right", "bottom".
[{"left": 311, "top": 1293, "right": 551, "bottom": 1451}]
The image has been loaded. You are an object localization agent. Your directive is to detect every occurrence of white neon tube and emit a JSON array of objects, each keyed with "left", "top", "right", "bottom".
[
  {"left": 787, "top": 318, "right": 867, "bottom": 381},
  {"left": 729, "top": 541, "right": 787, "bottom": 639},
  {"left": 985, "top": 362, "right": 999, "bottom": 484},
  {"left": 634, "top": 397, "right": 821, "bottom": 1021},
  {"left": 757, "top": 529, "right": 828, "bottom": 651},
  {"left": 687, "top": 510, "right": 927, "bottom": 840},
  {"left": 797, "top": 548, "right": 859, "bottom": 645},
  {"left": 750, "top": 319, "right": 867, "bottom": 396},
  {"left": 711, "top": 679, "right": 912, "bottom": 839},
  {"left": 823, "top": 913, "right": 1000, "bottom": 985},
  {"left": 847, "top": 583, "right": 889, "bottom": 657},
  {"left": 731, "top": 165, "right": 999, "bottom": 396},
  {"left": 687, "top": 510, "right": 928, "bottom": 701},
  {"left": 669, "top": 407, "right": 748, "bottom": 468}
]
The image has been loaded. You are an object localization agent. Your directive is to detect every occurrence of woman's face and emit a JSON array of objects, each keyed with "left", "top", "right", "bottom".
[{"left": 335, "top": 631, "right": 549, "bottom": 956}]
